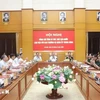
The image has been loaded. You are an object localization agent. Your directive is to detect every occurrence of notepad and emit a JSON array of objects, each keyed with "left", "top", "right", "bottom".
[{"left": 90, "top": 71, "right": 100, "bottom": 74}]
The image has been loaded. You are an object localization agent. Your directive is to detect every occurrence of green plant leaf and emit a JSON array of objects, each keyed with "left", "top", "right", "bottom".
[
  {"left": 45, "top": 75, "right": 52, "bottom": 83},
  {"left": 53, "top": 81, "right": 61, "bottom": 89}
]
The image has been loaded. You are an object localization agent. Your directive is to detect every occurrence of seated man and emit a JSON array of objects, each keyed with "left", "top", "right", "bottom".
[
  {"left": 0, "top": 54, "right": 11, "bottom": 73},
  {"left": 49, "top": 52, "right": 57, "bottom": 62},
  {"left": 19, "top": 53, "right": 28, "bottom": 63},
  {"left": 90, "top": 54, "right": 100, "bottom": 69},
  {"left": 85, "top": 53, "right": 93, "bottom": 65},
  {"left": 8, "top": 53, "right": 19, "bottom": 69},
  {"left": 14, "top": 54, "right": 21, "bottom": 65},
  {"left": 65, "top": 52, "right": 73, "bottom": 61},
  {"left": 33, "top": 52, "right": 42, "bottom": 62},
  {"left": 94, "top": 56, "right": 100, "bottom": 70}
]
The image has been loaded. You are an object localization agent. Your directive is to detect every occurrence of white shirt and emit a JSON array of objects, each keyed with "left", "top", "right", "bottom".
[
  {"left": 19, "top": 58, "right": 27, "bottom": 63},
  {"left": 49, "top": 56, "right": 57, "bottom": 62},
  {"left": 8, "top": 58, "right": 19, "bottom": 68},
  {"left": 33, "top": 56, "right": 42, "bottom": 62},
  {"left": 14, "top": 57, "right": 20, "bottom": 65},
  {"left": 0, "top": 60, "right": 9, "bottom": 70}
]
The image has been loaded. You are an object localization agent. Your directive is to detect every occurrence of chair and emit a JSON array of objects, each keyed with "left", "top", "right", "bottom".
[{"left": 65, "top": 51, "right": 74, "bottom": 57}]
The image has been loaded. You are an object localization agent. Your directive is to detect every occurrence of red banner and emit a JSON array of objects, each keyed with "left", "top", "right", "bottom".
[{"left": 33, "top": 30, "right": 75, "bottom": 51}]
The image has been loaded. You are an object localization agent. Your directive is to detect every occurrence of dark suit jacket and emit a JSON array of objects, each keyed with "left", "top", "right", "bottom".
[
  {"left": 41, "top": 18, "right": 47, "bottom": 21},
  {"left": 3, "top": 18, "right": 9, "bottom": 22},
  {"left": 60, "top": 17, "right": 66, "bottom": 21},
  {"left": 97, "top": 17, "right": 100, "bottom": 21},
  {"left": 66, "top": 56, "right": 73, "bottom": 61}
]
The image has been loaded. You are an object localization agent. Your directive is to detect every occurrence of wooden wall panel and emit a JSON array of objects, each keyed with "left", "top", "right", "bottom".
[
  {"left": 20, "top": 77, "right": 26, "bottom": 98},
  {"left": 89, "top": 84, "right": 100, "bottom": 100},
  {"left": 75, "top": 23, "right": 85, "bottom": 29},
  {"left": 0, "top": 9, "right": 100, "bottom": 61},
  {"left": 86, "top": 11, "right": 99, "bottom": 23},
  {"left": 0, "top": 25, "right": 21, "bottom": 32},
  {"left": 75, "top": 29, "right": 86, "bottom": 61},
  {"left": 0, "top": 11, "right": 21, "bottom": 31},
  {"left": 74, "top": 9, "right": 86, "bottom": 61},
  {"left": 22, "top": 30, "right": 33, "bottom": 59},
  {"left": 33, "top": 11, "right": 74, "bottom": 29},
  {"left": 82, "top": 77, "right": 88, "bottom": 98},
  {"left": 22, "top": 24, "right": 33, "bottom": 30},
  {"left": 22, "top": 9, "right": 33, "bottom": 59},
  {"left": 86, "top": 11, "right": 100, "bottom": 31},
  {"left": 33, "top": 24, "right": 74, "bottom": 29},
  {"left": 0, "top": 11, "right": 22, "bottom": 54},
  {"left": 22, "top": 30, "right": 33, "bottom": 42},
  {"left": 2, "top": 84, "right": 19, "bottom": 100},
  {"left": 22, "top": 10, "right": 33, "bottom": 24},
  {"left": 86, "top": 24, "right": 100, "bottom": 31},
  {"left": 74, "top": 9, "right": 85, "bottom": 23}
]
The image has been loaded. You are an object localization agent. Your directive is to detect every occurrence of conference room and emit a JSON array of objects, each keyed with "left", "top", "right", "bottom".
[{"left": 0, "top": 0, "right": 100, "bottom": 100}]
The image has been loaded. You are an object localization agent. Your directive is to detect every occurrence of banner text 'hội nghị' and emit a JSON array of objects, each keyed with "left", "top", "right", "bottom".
[{"left": 33, "top": 30, "right": 75, "bottom": 51}]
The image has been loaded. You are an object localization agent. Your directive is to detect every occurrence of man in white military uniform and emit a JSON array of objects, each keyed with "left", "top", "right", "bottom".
[
  {"left": 33, "top": 52, "right": 42, "bottom": 62},
  {"left": 49, "top": 52, "right": 57, "bottom": 62}
]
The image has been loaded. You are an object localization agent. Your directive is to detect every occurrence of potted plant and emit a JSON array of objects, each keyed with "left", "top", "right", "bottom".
[{"left": 36, "top": 64, "right": 74, "bottom": 99}]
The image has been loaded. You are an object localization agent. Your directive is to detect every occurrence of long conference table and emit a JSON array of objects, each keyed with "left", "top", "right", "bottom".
[{"left": 0, "top": 62, "right": 100, "bottom": 100}]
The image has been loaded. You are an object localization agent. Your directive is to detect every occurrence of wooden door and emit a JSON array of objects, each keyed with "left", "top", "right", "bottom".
[
  {"left": 0, "top": 33, "right": 16, "bottom": 57},
  {"left": 88, "top": 32, "right": 100, "bottom": 54}
]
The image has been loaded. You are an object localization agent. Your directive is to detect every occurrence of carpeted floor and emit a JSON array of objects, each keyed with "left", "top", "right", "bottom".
[{"left": 23, "top": 79, "right": 85, "bottom": 100}]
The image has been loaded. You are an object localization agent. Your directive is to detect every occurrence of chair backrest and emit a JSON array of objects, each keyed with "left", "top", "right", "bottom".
[
  {"left": 49, "top": 52, "right": 57, "bottom": 56},
  {"left": 34, "top": 52, "right": 41, "bottom": 56},
  {"left": 65, "top": 51, "right": 74, "bottom": 57}
]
